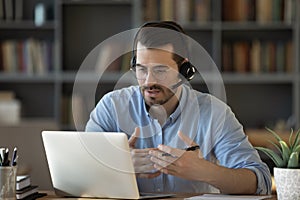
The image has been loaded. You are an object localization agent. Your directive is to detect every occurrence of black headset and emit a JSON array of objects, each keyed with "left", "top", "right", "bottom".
[{"left": 130, "top": 21, "right": 196, "bottom": 81}]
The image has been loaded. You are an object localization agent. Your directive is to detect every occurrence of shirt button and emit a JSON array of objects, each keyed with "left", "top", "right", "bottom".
[{"left": 157, "top": 188, "right": 161, "bottom": 192}]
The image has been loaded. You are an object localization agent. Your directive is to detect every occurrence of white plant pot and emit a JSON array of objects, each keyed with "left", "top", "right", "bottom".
[{"left": 274, "top": 167, "right": 300, "bottom": 200}]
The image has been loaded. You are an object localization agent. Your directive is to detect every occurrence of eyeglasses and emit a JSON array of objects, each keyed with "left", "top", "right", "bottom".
[{"left": 133, "top": 64, "right": 174, "bottom": 81}]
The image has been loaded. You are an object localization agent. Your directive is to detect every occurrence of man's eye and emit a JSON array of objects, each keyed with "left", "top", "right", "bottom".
[
  {"left": 154, "top": 68, "right": 168, "bottom": 73},
  {"left": 137, "top": 68, "right": 147, "bottom": 72},
  {"left": 156, "top": 69, "right": 167, "bottom": 73}
]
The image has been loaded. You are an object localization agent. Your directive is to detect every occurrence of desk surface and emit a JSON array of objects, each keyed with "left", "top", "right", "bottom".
[{"left": 37, "top": 191, "right": 277, "bottom": 200}]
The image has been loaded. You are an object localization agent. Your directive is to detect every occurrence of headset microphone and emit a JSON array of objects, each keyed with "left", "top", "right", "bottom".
[{"left": 170, "top": 79, "right": 186, "bottom": 90}]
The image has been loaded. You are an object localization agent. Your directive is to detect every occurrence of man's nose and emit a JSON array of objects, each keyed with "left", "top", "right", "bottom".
[{"left": 144, "top": 70, "right": 157, "bottom": 84}]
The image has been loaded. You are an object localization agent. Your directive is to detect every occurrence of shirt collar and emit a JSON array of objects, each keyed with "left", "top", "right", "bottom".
[
  {"left": 169, "top": 85, "right": 189, "bottom": 123},
  {"left": 138, "top": 85, "right": 189, "bottom": 123}
]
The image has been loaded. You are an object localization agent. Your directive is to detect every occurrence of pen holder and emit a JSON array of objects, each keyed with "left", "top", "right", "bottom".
[{"left": 0, "top": 166, "right": 17, "bottom": 200}]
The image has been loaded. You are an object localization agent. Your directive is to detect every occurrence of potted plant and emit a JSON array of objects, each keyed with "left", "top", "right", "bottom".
[{"left": 255, "top": 128, "right": 300, "bottom": 200}]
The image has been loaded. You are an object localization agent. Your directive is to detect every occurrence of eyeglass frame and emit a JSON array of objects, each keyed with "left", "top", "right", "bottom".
[{"left": 131, "top": 63, "right": 179, "bottom": 81}]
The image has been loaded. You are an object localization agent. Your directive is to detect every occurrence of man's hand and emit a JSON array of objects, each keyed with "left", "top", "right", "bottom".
[
  {"left": 129, "top": 127, "right": 161, "bottom": 178},
  {"left": 149, "top": 131, "right": 258, "bottom": 194},
  {"left": 149, "top": 131, "right": 205, "bottom": 181}
]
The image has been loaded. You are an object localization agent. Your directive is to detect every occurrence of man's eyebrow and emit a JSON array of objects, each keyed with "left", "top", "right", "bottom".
[
  {"left": 135, "top": 64, "right": 146, "bottom": 67},
  {"left": 135, "top": 63, "right": 169, "bottom": 68},
  {"left": 152, "top": 65, "right": 169, "bottom": 69}
]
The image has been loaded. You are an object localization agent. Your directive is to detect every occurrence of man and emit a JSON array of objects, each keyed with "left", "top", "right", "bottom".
[{"left": 85, "top": 21, "right": 272, "bottom": 194}]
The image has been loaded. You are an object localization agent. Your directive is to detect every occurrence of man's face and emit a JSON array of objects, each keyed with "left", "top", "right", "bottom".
[{"left": 136, "top": 43, "right": 180, "bottom": 106}]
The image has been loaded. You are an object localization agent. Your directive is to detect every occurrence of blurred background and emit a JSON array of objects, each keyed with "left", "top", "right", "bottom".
[{"left": 0, "top": 0, "right": 299, "bottom": 190}]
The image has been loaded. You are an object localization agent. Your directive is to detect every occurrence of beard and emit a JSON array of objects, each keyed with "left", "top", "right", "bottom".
[{"left": 140, "top": 84, "right": 175, "bottom": 106}]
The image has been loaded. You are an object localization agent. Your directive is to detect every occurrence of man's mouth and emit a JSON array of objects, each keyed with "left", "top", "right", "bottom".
[
  {"left": 145, "top": 89, "right": 160, "bottom": 97},
  {"left": 141, "top": 86, "right": 163, "bottom": 97}
]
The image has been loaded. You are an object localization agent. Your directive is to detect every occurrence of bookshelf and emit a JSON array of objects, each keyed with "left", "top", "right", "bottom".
[
  {"left": 133, "top": 0, "right": 300, "bottom": 130},
  {"left": 0, "top": 0, "right": 299, "bottom": 131},
  {"left": 0, "top": 0, "right": 57, "bottom": 123}
]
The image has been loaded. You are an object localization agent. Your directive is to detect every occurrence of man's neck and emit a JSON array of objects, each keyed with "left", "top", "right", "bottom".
[{"left": 148, "top": 87, "right": 182, "bottom": 126}]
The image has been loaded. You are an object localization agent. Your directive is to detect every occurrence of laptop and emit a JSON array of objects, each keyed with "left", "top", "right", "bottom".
[{"left": 42, "top": 131, "right": 174, "bottom": 199}]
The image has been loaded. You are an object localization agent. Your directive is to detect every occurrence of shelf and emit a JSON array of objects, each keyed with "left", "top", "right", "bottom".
[
  {"left": 60, "top": 0, "right": 132, "bottom": 5},
  {"left": 189, "top": 72, "right": 295, "bottom": 84},
  {"left": 183, "top": 21, "right": 295, "bottom": 31},
  {"left": 0, "top": 73, "right": 57, "bottom": 82},
  {"left": 0, "top": 21, "right": 55, "bottom": 30},
  {"left": 182, "top": 22, "right": 215, "bottom": 31},
  {"left": 221, "top": 21, "right": 294, "bottom": 31},
  {"left": 0, "top": 118, "right": 57, "bottom": 128},
  {"left": 16, "top": 71, "right": 293, "bottom": 85},
  {"left": 221, "top": 73, "right": 296, "bottom": 84},
  {"left": 59, "top": 71, "right": 136, "bottom": 83}
]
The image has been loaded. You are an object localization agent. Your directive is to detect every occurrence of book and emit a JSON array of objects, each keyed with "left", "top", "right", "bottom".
[
  {"left": 256, "top": 0, "right": 272, "bottom": 24},
  {"left": 233, "top": 41, "right": 250, "bottom": 73},
  {"left": 4, "top": 0, "right": 13, "bottom": 20},
  {"left": 143, "top": 0, "right": 158, "bottom": 21},
  {"left": 284, "top": 0, "right": 294, "bottom": 24},
  {"left": 194, "top": 0, "right": 210, "bottom": 22},
  {"left": 250, "top": 40, "right": 261, "bottom": 73},
  {"left": 0, "top": 0, "right": 4, "bottom": 20},
  {"left": 16, "top": 185, "right": 38, "bottom": 200},
  {"left": 276, "top": 41, "right": 285, "bottom": 72},
  {"left": 16, "top": 175, "right": 31, "bottom": 190},
  {"left": 160, "top": 0, "right": 173, "bottom": 21},
  {"left": 222, "top": 42, "right": 233, "bottom": 72},
  {"left": 174, "top": 0, "right": 190, "bottom": 23},
  {"left": 14, "top": 0, "right": 23, "bottom": 20},
  {"left": 20, "top": 192, "right": 46, "bottom": 200},
  {"left": 285, "top": 40, "right": 293, "bottom": 73},
  {"left": 223, "top": 0, "right": 252, "bottom": 21}
]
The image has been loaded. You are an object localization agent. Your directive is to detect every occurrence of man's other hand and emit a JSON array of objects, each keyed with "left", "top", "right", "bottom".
[{"left": 129, "top": 127, "right": 161, "bottom": 178}]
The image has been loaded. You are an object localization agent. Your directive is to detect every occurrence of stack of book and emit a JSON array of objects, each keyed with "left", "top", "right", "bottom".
[
  {"left": 16, "top": 175, "right": 45, "bottom": 200},
  {"left": 0, "top": 91, "right": 21, "bottom": 125}
]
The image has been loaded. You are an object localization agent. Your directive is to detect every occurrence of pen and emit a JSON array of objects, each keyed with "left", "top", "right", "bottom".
[
  {"left": 3, "top": 148, "right": 9, "bottom": 166},
  {"left": 13, "top": 155, "right": 18, "bottom": 166},
  {"left": 11, "top": 147, "right": 17, "bottom": 166},
  {"left": 185, "top": 145, "right": 200, "bottom": 151},
  {"left": 162, "top": 145, "right": 200, "bottom": 157},
  {"left": 0, "top": 148, "right": 5, "bottom": 164}
]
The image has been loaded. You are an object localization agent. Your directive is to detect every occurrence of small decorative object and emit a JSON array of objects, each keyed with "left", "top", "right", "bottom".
[
  {"left": 34, "top": 3, "right": 46, "bottom": 26},
  {"left": 256, "top": 128, "right": 300, "bottom": 200}
]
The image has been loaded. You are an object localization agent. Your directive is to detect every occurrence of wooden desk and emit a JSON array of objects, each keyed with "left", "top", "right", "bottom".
[{"left": 37, "top": 191, "right": 277, "bottom": 200}]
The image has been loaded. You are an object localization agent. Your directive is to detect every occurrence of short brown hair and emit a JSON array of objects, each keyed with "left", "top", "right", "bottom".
[{"left": 133, "top": 21, "right": 188, "bottom": 67}]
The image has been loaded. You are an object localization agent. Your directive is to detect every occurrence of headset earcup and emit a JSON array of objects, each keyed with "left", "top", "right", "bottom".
[
  {"left": 180, "top": 62, "right": 195, "bottom": 81},
  {"left": 130, "top": 56, "right": 136, "bottom": 70}
]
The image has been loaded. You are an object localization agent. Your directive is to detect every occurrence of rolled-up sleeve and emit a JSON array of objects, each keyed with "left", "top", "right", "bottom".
[
  {"left": 85, "top": 93, "right": 116, "bottom": 132},
  {"left": 212, "top": 104, "right": 272, "bottom": 194}
]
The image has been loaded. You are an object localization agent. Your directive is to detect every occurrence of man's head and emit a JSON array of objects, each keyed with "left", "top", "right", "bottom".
[
  {"left": 131, "top": 21, "right": 188, "bottom": 69},
  {"left": 131, "top": 21, "right": 194, "bottom": 107}
]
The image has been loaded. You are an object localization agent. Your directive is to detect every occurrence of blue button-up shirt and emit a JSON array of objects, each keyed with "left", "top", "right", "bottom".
[{"left": 85, "top": 85, "right": 272, "bottom": 194}]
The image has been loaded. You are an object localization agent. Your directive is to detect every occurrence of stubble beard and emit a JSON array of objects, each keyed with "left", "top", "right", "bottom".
[{"left": 140, "top": 84, "right": 175, "bottom": 106}]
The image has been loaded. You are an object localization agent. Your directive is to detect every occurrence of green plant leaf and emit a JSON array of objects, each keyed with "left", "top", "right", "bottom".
[
  {"left": 289, "top": 128, "right": 294, "bottom": 147},
  {"left": 292, "top": 144, "right": 300, "bottom": 154},
  {"left": 265, "top": 127, "right": 283, "bottom": 142},
  {"left": 291, "top": 129, "right": 300, "bottom": 150},
  {"left": 268, "top": 140, "right": 282, "bottom": 154},
  {"left": 287, "top": 152, "right": 300, "bottom": 168},
  {"left": 279, "top": 140, "right": 291, "bottom": 163},
  {"left": 255, "top": 147, "right": 285, "bottom": 167}
]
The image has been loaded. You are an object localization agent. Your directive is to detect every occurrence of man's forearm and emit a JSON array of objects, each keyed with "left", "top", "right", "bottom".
[{"left": 200, "top": 161, "right": 257, "bottom": 194}]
